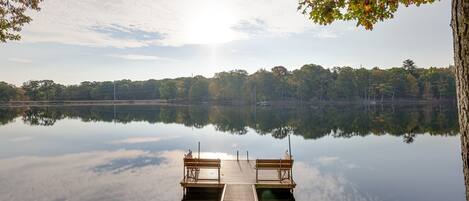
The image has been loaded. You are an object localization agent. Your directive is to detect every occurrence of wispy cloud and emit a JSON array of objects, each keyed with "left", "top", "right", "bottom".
[
  {"left": 21, "top": 0, "right": 319, "bottom": 48},
  {"left": 314, "top": 28, "right": 341, "bottom": 39},
  {"left": 109, "top": 54, "right": 175, "bottom": 61}
]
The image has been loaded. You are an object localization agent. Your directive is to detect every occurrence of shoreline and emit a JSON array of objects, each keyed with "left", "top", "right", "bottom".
[{"left": 0, "top": 99, "right": 457, "bottom": 108}]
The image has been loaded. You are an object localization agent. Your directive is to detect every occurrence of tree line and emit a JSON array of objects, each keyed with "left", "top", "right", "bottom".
[{"left": 0, "top": 60, "right": 456, "bottom": 103}]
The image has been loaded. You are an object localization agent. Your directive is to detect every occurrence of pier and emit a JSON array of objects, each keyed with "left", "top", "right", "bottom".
[{"left": 181, "top": 159, "right": 295, "bottom": 201}]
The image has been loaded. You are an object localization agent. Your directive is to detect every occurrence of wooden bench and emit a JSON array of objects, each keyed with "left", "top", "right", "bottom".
[
  {"left": 183, "top": 158, "right": 221, "bottom": 183},
  {"left": 255, "top": 159, "right": 293, "bottom": 183}
]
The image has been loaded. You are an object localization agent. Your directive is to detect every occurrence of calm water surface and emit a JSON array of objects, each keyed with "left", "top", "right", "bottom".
[{"left": 0, "top": 104, "right": 464, "bottom": 201}]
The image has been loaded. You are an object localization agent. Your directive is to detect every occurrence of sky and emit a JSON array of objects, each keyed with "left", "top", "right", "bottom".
[{"left": 0, "top": 0, "right": 453, "bottom": 86}]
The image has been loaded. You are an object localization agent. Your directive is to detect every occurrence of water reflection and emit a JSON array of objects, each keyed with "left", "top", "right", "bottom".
[
  {"left": 0, "top": 150, "right": 183, "bottom": 201},
  {"left": 0, "top": 104, "right": 463, "bottom": 201},
  {"left": 0, "top": 104, "right": 459, "bottom": 142},
  {"left": 0, "top": 149, "right": 381, "bottom": 201},
  {"left": 93, "top": 156, "right": 165, "bottom": 174}
]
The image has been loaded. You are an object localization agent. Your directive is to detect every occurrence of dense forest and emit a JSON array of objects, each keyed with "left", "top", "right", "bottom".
[
  {"left": 0, "top": 104, "right": 458, "bottom": 143},
  {"left": 0, "top": 60, "right": 456, "bottom": 103}
]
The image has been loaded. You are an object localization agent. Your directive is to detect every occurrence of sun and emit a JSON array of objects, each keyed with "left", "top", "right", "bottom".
[{"left": 183, "top": 2, "right": 239, "bottom": 45}]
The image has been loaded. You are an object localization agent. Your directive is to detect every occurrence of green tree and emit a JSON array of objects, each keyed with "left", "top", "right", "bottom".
[
  {"left": 405, "top": 74, "right": 419, "bottom": 98},
  {"left": 271, "top": 66, "right": 291, "bottom": 100},
  {"left": 159, "top": 80, "right": 177, "bottom": 100},
  {"left": 335, "top": 67, "right": 357, "bottom": 100},
  {"left": 246, "top": 69, "right": 276, "bottom": 101},
  {"left": 0, "top": 81, "right": 19, "bottom": 101},
  {"left": 0, "top": 0, "right": 43, "bottom": 42},
  {"left": 210, "top": 70, "right": 248, "bottom": 101},
  {"left": 355, "top": 68, "right": 371, "bottom": 100},
  {"left": 189, "top": 76, "right": 209, "bottom": 101},
  {"left": 403, "top": 59, "right": 419, "bottom": 78}
]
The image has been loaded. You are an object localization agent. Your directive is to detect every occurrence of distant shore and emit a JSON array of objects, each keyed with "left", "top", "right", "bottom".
[
  {"left": 0, "top": 99, "right": 457, "bottom": 108},
  {"left": 0, "top": 100, "right": 175, "bottom": 107}
]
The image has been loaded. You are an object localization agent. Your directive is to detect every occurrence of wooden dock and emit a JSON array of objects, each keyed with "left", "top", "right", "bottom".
[{"left": 181, "top": 160, "right": 295, "bottom": 201}]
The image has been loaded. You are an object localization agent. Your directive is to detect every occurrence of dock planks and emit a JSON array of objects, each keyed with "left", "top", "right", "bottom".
[{"left": 222, "top": 184, "right": 257, "bottom": 201}]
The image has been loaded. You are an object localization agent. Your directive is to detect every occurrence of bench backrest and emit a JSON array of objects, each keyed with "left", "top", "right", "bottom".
[
  {"left": 184, "top": 158, "right": 220, "bottom": 168},
  {"left": 184, "top": 158, "right": 220, "bottom": 163},
  {"left": 256, "top": 159, "right": 294, "bottom": 169}
]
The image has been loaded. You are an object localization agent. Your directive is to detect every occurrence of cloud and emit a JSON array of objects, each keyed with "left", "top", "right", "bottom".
[
  {"left": 109, "top": 54, "right": 174, "bottom": 61},
  {"left": 315, "top": 29, "right": 340, "bottom": 39},
  {"left": 21, "top": 0, "right": 320, "bottom": 48},
  {"left": 8, "top": 58, "right": 33, "bottom": 63}
]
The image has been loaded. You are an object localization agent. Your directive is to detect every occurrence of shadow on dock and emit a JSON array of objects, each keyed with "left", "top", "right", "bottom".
[
  {"left": 256, "top": 189, "right": 295, "bottom": 201},
  {"left": 182, "top": 187, "right": 223, "bottom": 201},
  {"left": 181, "top": 187, "right": 295, "bottom": 201}
]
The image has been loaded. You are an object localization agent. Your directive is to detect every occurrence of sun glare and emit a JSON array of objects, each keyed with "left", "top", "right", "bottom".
[{"left": 184, "top": 2, "right": 239, "bottom": 45}]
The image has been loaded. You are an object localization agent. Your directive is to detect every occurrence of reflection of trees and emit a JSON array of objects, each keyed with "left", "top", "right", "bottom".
[
  {"left": 403, "top": 133, "right": 416, "bottom": 144},
  {"left": 22, "top": 107, "right": 62, "bottom": 126},
  {"left": 0, "top": 103, "right": 459, "bottom": 141},
  {"left": 0, "top": 107, "right": 25, "bottom": 125},
  {"left": 209, "top": 107, "right": 248, "bottom": 135}
]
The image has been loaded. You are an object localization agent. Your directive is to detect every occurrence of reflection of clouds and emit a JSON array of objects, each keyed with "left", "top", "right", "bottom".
[
  {"left": 314, "top": 156, "right": 359, "bottom": 169},
  {"left": 93, "top": 156, "right": 165, "bottom": 174},
  {"left": 111, "top": 136, "right": 162, "bottom": 144},
  {"left": 294, "top": 162, "right": 379, "bottom": 201},
  {"left": 0, "top": 150, "right": 379, "bottom": 201},
  {"left": 110, "top": 136, "right": 178, "bottom": 144},
  {"left": 0, "top": 150, "right": 184, "bottom": 201},
  {"left": 316, "top": 156, "right": 340, "bottom": 166}
]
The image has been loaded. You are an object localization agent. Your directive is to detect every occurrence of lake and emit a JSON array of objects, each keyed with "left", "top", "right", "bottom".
[{"left": 0, "top": 103, "right": 464, "bottom": 201}]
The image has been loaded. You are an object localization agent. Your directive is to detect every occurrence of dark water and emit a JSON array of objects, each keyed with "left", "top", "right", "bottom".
[{"left": 0, "top": 104, "right": 464, "bottom": 201}]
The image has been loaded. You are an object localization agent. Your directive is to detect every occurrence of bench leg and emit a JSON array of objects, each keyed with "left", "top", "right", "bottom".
[{"left": 256, "top": 169, "right": 258, "bottom": 183}]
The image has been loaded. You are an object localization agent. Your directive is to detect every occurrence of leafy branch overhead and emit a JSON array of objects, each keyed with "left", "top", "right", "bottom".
[
  {"left": 0, "top": 0, "right": 42, "bottom": 42},
  {"left": 298, "top": 0, "right": 437, "bottom": 30}
]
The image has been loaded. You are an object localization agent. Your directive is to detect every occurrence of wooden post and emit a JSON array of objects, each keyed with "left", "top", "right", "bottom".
[
  {"left": 198, "top": 141, "right": 200, "bottom": 159},
  {"left": 288, "top": 134, "right": 292, "bottom": 159},
  {"left": 218, "top": 163, "right": 220, "bottom": 183},
  {"left": 288, "top": 134, "right": 293, "bottom": 182},
  {"left": 237, "top": 150, "right": 239, "bottom": 161},
  {"left": 255, "top": 159, "right": 258, "bottom": 183},
  {"left": 246, "top": 151, "right": 249, "bottom": 161}
]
